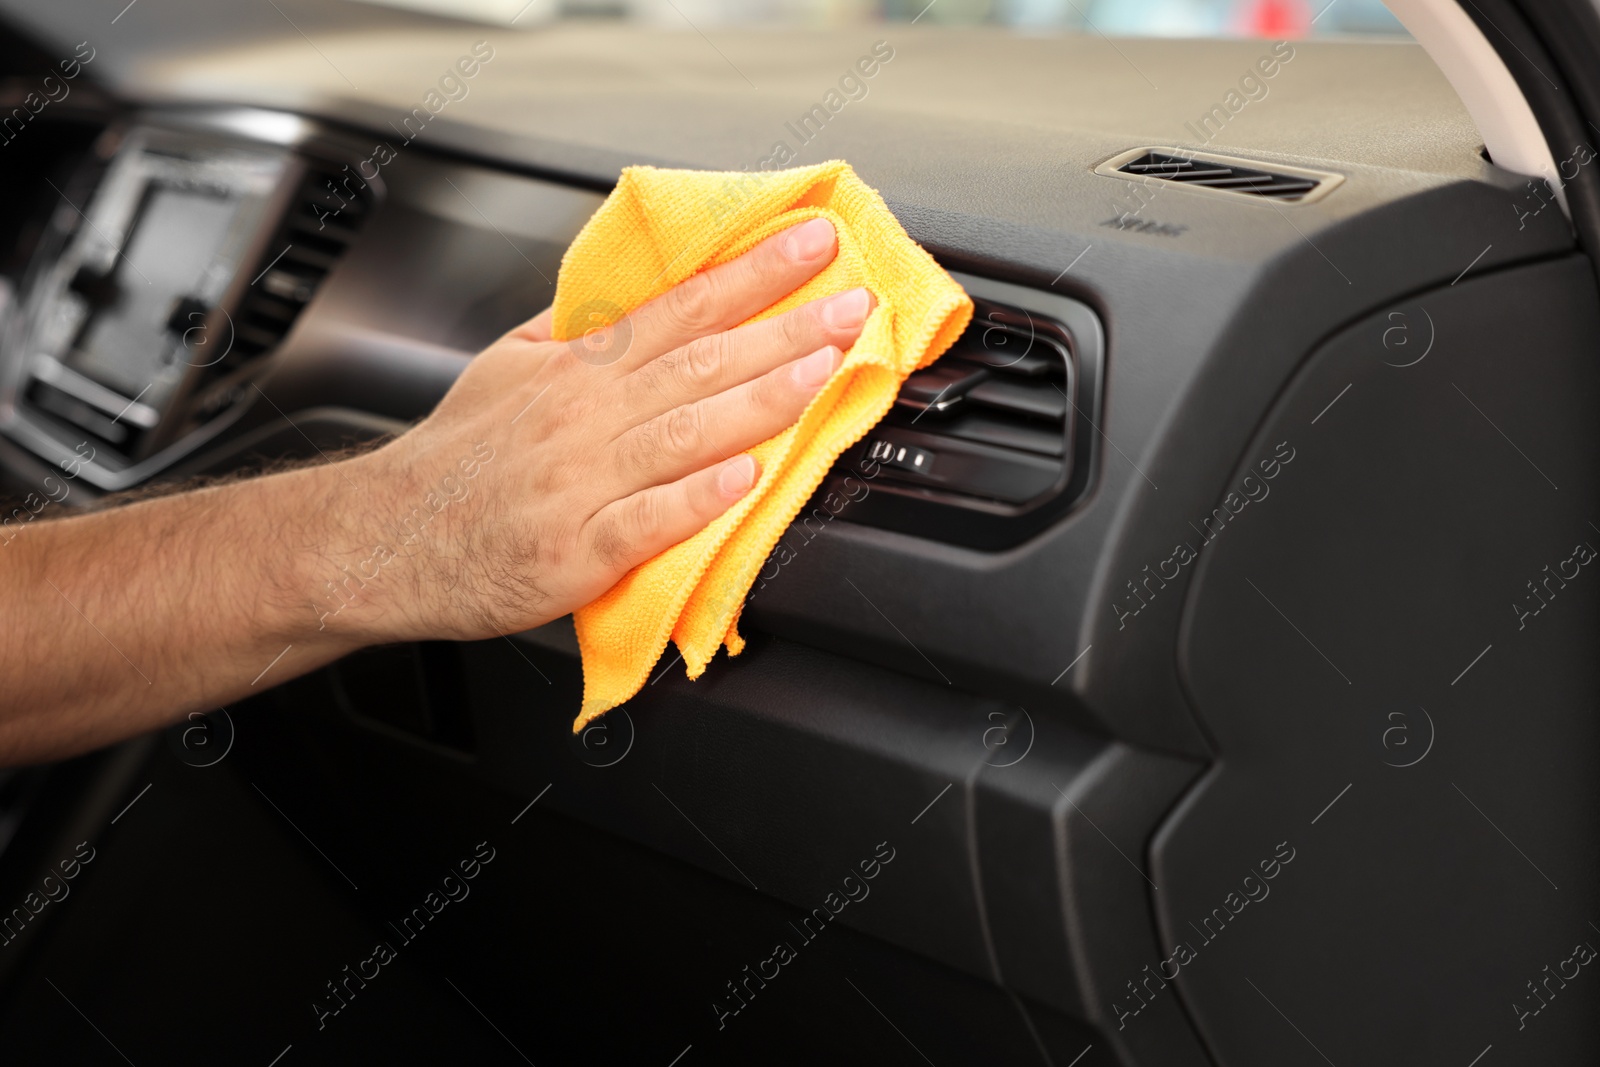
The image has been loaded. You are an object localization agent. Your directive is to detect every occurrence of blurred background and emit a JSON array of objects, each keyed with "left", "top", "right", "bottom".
[{"left": 353, "top": 0, "right": 1408, "bottom": 38}]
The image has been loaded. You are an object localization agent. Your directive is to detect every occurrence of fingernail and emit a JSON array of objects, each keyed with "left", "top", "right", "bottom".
[
  {"left": 780, "top": 218, "right": 835, "bottom": 262},
  {"left": 718, "top": 455, "right": 758, "bottom": 497},
  {"left": 820, "top": 287, "right": 870, "bottom": 329},
  {"left": 791, "top": 345, "right": 842, "bottom": 389}
]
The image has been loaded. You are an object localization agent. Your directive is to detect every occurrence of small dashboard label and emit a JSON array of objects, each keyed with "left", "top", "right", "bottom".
[{"left": 1100, "top": 215, "right": 1188, "bottom": 238}]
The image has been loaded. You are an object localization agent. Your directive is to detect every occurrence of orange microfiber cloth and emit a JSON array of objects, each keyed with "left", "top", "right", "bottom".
[{"left": 555, "top": 161, "right": 973, "bottom": 733}]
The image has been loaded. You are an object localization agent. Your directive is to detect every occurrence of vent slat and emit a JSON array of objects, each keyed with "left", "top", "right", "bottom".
[
  {"left": 1132, "top": 165, "right": 1234, "bottom": 178},
  {"left": 279, "top": 246, "right": 338, "bottom": 272},
  {"left": 897, "top": 363, "right": 989, "bottom": 415},
  {"left": 888, "top": 309, "right": 1071, "bottom": 477},
  {"left": 1257, "top": 183, "right": 1322, "bottom": 196},
  {"left": 1124, "top": 161, "right": 1200, "bottom": 172},
  {"left": 946, "top": 344, "right": 1059, "bottom": 377},
  {"left": 285, "top": 222, "right": 357, "bottom": 254},
  {"left": 221, "top": 163, "right": 370, "bottom": 365},
  {"left": 1184, "top": 175, "right": 1278, "bottom": 188},
  {"left": 240, "top": 295, "right": 298, "bottom": 323},
  {"left": 234, "top": 323, "right": 283, "bottom": 348},
  {"left": 939, "top": 411, "right": 1066, "bottom": 457},
  {"left": 966, "top": 379, "right": 1068, "bottom": 422}
]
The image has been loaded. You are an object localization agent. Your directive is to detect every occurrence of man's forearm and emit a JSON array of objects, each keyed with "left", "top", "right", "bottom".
[
  {"left": 0, "top": 218, "right": 863, "bottom": 765},
  {"left": 1, "top": 458, "right": 373, "bottom": 764}
]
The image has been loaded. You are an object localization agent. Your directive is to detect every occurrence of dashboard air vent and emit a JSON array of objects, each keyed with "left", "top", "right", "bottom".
[
  {"left": 1099, "top": 148, "right": 1342, "bottom": 205},
  {"left": 816, "top": 276, "right": 1103, "bottom": 550},
  {"left": 228, "top": 163, "right": 371, "bottom": 362},
  {"left": 866, "top": 314, "right": 1071, "bottom": 505}
]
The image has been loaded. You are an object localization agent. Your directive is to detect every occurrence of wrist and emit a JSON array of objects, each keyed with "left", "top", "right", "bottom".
[{"left": 269, "top": 451, "right": 419, "bottom": 651}]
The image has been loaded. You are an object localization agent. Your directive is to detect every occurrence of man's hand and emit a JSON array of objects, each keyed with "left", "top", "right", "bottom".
[
  {"left": 0, "top": 218, "right": 866, "bottom": 764},
  {"left": 338, "top": 216, "right": 868, "bottom": 642}
]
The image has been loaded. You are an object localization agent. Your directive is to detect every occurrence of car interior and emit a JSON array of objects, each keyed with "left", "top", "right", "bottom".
[{"left": 0, "top": 0, "right": 1596, "bottom": 1064}]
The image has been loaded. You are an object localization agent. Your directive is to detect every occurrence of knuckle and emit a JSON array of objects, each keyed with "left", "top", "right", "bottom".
[
  {"left": 529, "top": 450, "right": 575, "bottom": 496},
  {"left": 588, "top": 513, "right": 633, "bottom": 570},
  {"left": 511, "top": 517, "right": 544, "bottom": 569},
  {"left": 788, "top": 304, "right": 823, "bottom": 346},
  {"left": 663, "top": 272, "right": 723, "bottom": 335},
  {"left": 661, "top": 403, "right": 704, "bottom": 457},
  {"left": 489, "top": 519, "right": 555, "bottom": 612},
  {"left": 751, "top": 236, "right": 792, "bottom": 284},
  {"left": 542, "top": 389, "right": 584, "bottom": 434},
  {"left": 628, "top": 491, "right": 664, "bottom": 544},
  {"left": 636, "top": 351, "right": 678, "bottom": 403},
  {"left": 620, "top": 421, "right": 664, "bottom": 478},
  {"left": 685, "top": 330, "right": 729, "bottom": 383},
  {"left": 750, "top": 368, "right": 790, "bottom": 416},
  {"left": 649, "top": 332, "right": 722, "bottom": 399}
]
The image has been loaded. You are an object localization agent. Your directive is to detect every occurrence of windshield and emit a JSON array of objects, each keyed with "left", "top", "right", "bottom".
[{"left": 351, "top": 0, "right": 1409, "bottom": 38}]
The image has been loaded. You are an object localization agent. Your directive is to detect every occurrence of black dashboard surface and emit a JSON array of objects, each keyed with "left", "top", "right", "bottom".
[
  {"left": 0, "top": 7, "right": 1594, "bottom": 1066},
  {"left": 0, "top": 5, "right": 1570, "bottom": 759}
]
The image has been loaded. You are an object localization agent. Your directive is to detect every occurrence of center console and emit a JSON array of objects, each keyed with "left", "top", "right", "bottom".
[{"left": 0, "top": 120, "right": 372, "bottom": 490}]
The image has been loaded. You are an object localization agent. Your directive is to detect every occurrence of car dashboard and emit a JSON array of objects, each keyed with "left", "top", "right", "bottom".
[{"left": 0, "top": 12, "right": 1594, "bottom": 1067}]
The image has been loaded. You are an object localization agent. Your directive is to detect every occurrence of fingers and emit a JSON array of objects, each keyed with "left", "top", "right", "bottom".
[
  {"left": 621, "top": 287, "right": 871, "bottom": 424},
  {"left": 619, "top": 218, "right": 840, "bottom": 371},
  {"left": 606, "top": 344, "right": 843, "bottom": 491},
  {"left": 584, "top": 454, "right": 761, "bottom": 573}
]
